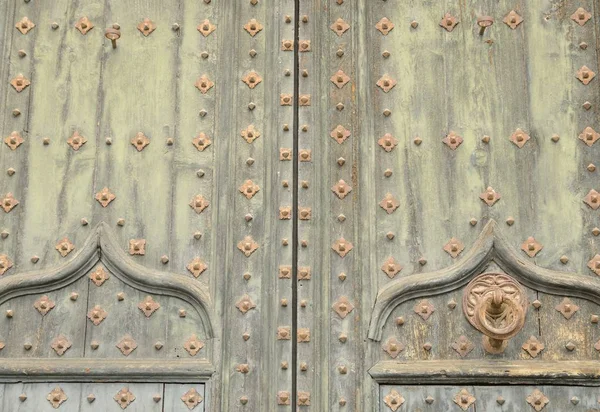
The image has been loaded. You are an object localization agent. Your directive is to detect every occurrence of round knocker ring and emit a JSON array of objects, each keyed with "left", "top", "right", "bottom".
[{"left": 474, "top": 291, "right": 525, "bottom": 341}]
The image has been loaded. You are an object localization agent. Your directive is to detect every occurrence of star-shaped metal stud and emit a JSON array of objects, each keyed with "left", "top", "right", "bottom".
[
  {"left": 55, "top": 238, "right": 75, "bottom": 257},
  {"left": 555, "top": 297, "right": 579, "bottom": 320},
  {"left": 4, "top": 131, "right": 24, "bottom": 150},
  {"left": 181, "top": 388, "right": 203, "bottom": 409},
  {"left": 330, "top": 70, "right": 350, "bottom": 89},
  {"left": 95, "top": 187, "right": 115, "bottom": 207},
  {"left": 332, "top": 238, "right": 353, "bottom": 257},
  {"left": 331, "top": 18, "right": 350, "bottom": 36},
  {"left": 381, "top": 257, "right": 402, "bottom": 278},
  {"left": 443, "top": 131, "right": 463, "bottom": 150},
  {"left": 51, "top": 334, "right": 72, "bottom": 356},
  {"left": 66, "top": 130, "right": 89, "bottom": 151},
  {"left": 509, "top": 128, "right": 530, "bottom": 148},
  {"left": 197, "top": 19, "right": 216, "bottom": 37},
  {"left": 47, "top": 386, "right": 67, "bottom": 408},
  {"left": 382, "top": 337, "right": 404, "bottom": 359},
  {"left": 439, "top": 13, "right": 459, "bottom": 31},
  {"left": 237, "top": 236, "right": 259, "bottom": 257},
  {"left": 452, "top": 335, "right": 474, "bottom": 358},
  {"left": 10, "top": 74, "right": 30, "bottom": 93},
  {"left": 571, "top": 7, "right": 592, "bottom": 25},
  {"left": 522, "top": 336, "right": 545, "bottom": 358},
  {"left": 375, "top": 17, "right": 394, "bottom": 35},
  {"left": 239, "top": 180, "right": 260, "bottom": 199},
  {"left": 75, "top": 16, "right": 94, "bottom": 34},
  {"left": 480, "top": 186, "right": 501, "bottom": 206},
  {"left": 376, "top": 75, "right": 396, "bottom": 92},
  {"left": 192, "top": 133, "right": 212, "bottom": 151},
  {"left": 332, "top": 296, "right": 354, "bottom": 319},
  {"left": 184, "top": 334, "right": 204, "bottom": 356},
  {"left": 379, "top": 193, "right": 399, "bottom": 214},
  {"left": 243, "top": 18, "right": 263, "bottom": 36},
  {"left": 383, "top": 389, "right": 405, "bottom": 411},
  {"left": 378, "top": 133, "right": 398, "bottom": 152},
  {"left": 444, "top": 237, "right": 464, "bottom": 258},
  {"left": 189, "top": 195, "right": 210, "bottom": 213},
  {"left": 503, "top": 10, "right": 523, "bottom": 29},
  {"left": 130, "top": 132, "right": 150, "bottom": 151},
  {"left": 576, "top": 66, "right": 595, "bottom": 85},
  {"left": 137, "top": 18, "right": 155, "bottom": 36},
  {"left": 242, "top": 71, "right": 262, "bottom": 89},
  {"left": 526, "top": 389, "right": 549, "bottom": 411},
  {"left": 114, "top": 387, "right": 135, "bottom": 409},
  {"left": 138, "top": 296, "right": 160, "bottom": 318},
  {"left": 584, "top": 189, "right": 600, "bottom": 210},
  {"left": 128, "top": 239, "right": 146, "bottom": 255},
  {"left": 195, "top": 75, "right": 214, "bottom": 94},
  {"left": 1, "top": 193, "right": 19, "bottom": 213},
  {"left": 34, "top": 295, "right": 56, "bottom": 316},
  {"left": 87, "top": 305, "right": 108, "bottom": 325},
  {"left": 331, "top": 180, "right": 352, "bottom": 199},
  {"left": 0, "top": 254, "right": 13, "bottom": 276},
  {"left": 330, "top": 125, "right": 351, "bottom": 144},
  {"left": 16, "top": 17, "right": 35, "bottom": 34},
  {"left": 116, "top": 335, "right": 137, "bottom": 356},
  {"left": 187, "top": 258, "right": 208, "bottom": 278},
  {"left": 453, "top": 388, "right": 476, "bottom": 411},
  {"left": 521, "top": 236, "right": 543, "bottom": 257},
  {"left": 241, "top": 125, "right": 260, "bottom": 143},
  {"left": 579, "top": 126, "right": 599, "bottom": 146},
  {"left": 414, "top": 300, "right": 435, "bottom": 320}
]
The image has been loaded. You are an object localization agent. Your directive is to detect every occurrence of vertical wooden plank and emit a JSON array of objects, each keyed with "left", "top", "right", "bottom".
[{"left": 163, "top": 383, "right": 205, "bottom": 412}]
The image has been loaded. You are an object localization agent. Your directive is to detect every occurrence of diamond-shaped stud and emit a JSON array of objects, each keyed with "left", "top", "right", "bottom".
[
  {"left": 522, "top": 336, "right": 545, "bottom": 358},
  {"left": 237, "top": 236, "right": 259, "bottom": 257},
  {"left": 571, "top": 7, "right": 591, "bottom": 26},
  {"left": 4, "top": 131, "right": 24, "bottom": 150},
  {"left": 184, "top": 334, "right": 204, "bottom": 356},
  {"left": 236, "top": 295, "right": 256, "bottom": 314},
  {"left": 10, "top": 74, "right": 30, "bottom": 93},
  {"left": 181, "top": 388, "right": 203, "bottom": 409},
  {"left": 451, "top": 335, "right": 474, "bottom": 358},
  {"left": 55, "top": 238, "right": 75, "bottom": 257},
  {"left": 192, "top": 133, "right": 212, "bottom": 151},
  {"left": 128, "top": 239, "right": 146, "bottom": 255},
  {"left": 116, "top": 335, "right": 137, "bottom": 356},
  {"left": 330, "top": 70, "right": 350, "bottom": 89},
  {"left": 378, "top": 133, "right": 398, "bottom": 152},
  {"left": 584, "top": 189, "right": 600, "bottom": 210},
  {"left": 75, "top": 17, "right": 94, "bottom": 35},
  {"left": 414, "top": 300, "right": 435, "bottom": 320},
  {"left": 34, "top": 295, "right": 56, "bottom": 316},
  {"left": 187, "top": 258, "right": 208, "bottom": 278},
  {"left": 578, "top": 126, "right": 599, "bottom": 146},
  {"left": 332, "top": 238, "right": 353, "bottom": 257},
  {"left": 197, "top": 19, "right": 216, "bottom": 37},
  {"left": 443, "top": 238, "right": 464, "bottom": 258},
  {"left": 526, "top": 389, "right": 549, "bottom": 411},
  {"left": 239, "top": 180, "right": 260, "bottom": 199},
  {"left": 588, "top": 255, "right": 600, "bottom": 275},
  {"left": 95, "top": 187, "right": 115, "bottom": 207},
  {"left": 332, "top": 296, "right": 354, "bottom": 319},
  {"left": 243, "top": 18, "right": 263, "bottom": 36},
  {"left": 555, "top": 297, "right": 579, "bottom": 319},
  {"left": 51, "top": 334, "right": 72, "bottom": 356},
  {"left": 381, "top": 257, "right": 402, "bottom": 278},
  {"left": 137, "top": 18, "right": 155, "bottom": 36},
  {"left": 1, "top": 193, "right": 19, "bottom": 213},
  {"left": 480, "top": 186, "right": 501, "bottom": 206},
  {"left": 114, "top": 387, "right": 135, "bottom": 409},
  {"left": 189, "top": 195, "right": 210, "bottom": 213},
  {"left": 331, "top": 18, "right": 350, "bottom": 36},
  {"left": 195, "top": 75, "right": 214, "bottom": 94},
  {"left": 130, "top": 132, "right": 149, "bottom": 151},
  {"left": 375, "top": 17, "right": 394, "bottom": 35},
  {"left": 443, "top": 131, "right": 463, "bottom": 150},
  {"left": 90, "top": 266, "right": 110, "bottom": 286},
  {"left": 379, "top": 194, "right": 399, "bottom": 214},
  {"left": 331, "top": 180, "right": 352, "bottom": 199},
  {"left": 0, "top": 254, "right": 13, "bottom": 276},
  {"left": 241, "top": 125, "right": 260, "bottom": 143},
  {"left": 382, "top": 337, "right": 404, "bottom": 359},
  {"left": 503, "top": 10, "right": 523, "bottom": 29},
  {"left": 383, "top": 389, "right": 405, "bottom": 411},
  {"left": 67, "top": 131, "right": 87, "bottom": 150},
  {"left": 16, "top": 17, "right": 35, "bottom": 34},
  {"left": 242, "top": 71, "right": 262, "bottom": 89},
  {"left": 376, "top": 75, "right": 396, "bottom": 92},
  {"left": 521, "top": 236, "right": 543, "bottom": 257},
  {"left": 576, "top": 66, "right": 595, "bottom": 85},
  {"left": 330, "top": 125, "right": 351, "bottom": 144},
  {"left": 87, "top": 305, "right": 108, "bottom": 326},
  {"left": 440, "top": 13, "right": 459, "bottom": 32},
  {"left": 453, "top": 389, "right": 476, "bottom": 411},
  {"left": 47, "top": 386, "right": 67, "bottom": 408},
  {"left": 138, "top": 296, "right": 160, "bottom": 318}
]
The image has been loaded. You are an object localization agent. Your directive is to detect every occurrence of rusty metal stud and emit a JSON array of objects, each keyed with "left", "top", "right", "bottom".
[
  {"left": 87, "top": 305, "right": 108, "bottom": 326},
  {"left": 452, "top": 335, "right": 474, "bottom": 357},
  {"left": 414, "top": 300, "right": 435, "bottom": 320},
  {"left": 66, "top": 130, "right": 87, "bottom": 150},
  {"left": 105, "top": 28, "right": 120, "bottom": 48},
  {"left": 195, "top": 75, "right": 214, "bottom": 94},
  {"left": 192, "top": 133, "right": 212, "bottom": 151},
  {"left": 526, "top": 389, "right": 549, "bottom": 412},
  {"left": 16, "top": 17, "right": 35, "bottom": 34},
  {"left": 51, "top": 334, "right": 72, "bottom": 356},
  {"left": 128, "top": 239, "right": 146, "bottom": 255},
  {"left": 280, "top": 94, "right": 293, "bottom": 106},
  {"left": 2, "top": 229, "right": 11, "bottom": 237},
  {"left": 70, "top": 292, "right": 79, "bottom": 301},
  {"left": 480, "top": 186, "right": 501, "bottom": 206},
  {"left": 278, "top": 391, "right": 291, "bottom": 405},
  {"left": 95, "top": 187, "right": 115, "bottom": 207},
  {"left": 298, "top": 267, "right": 311, "bottom": 280},
  {"left": 565, "top": 341, "right": 576, "bottom": 351},
  {"left": 281, "top": 39, "right": 294, "bottom": 51},
  {"left": 298, "top": 392, "right": 311, "bottom": 406},
  {"left": 47, "top": 386, "right": 67, "bottom": 408},
  {"left": 10, "top": 74, "right": 30, "bottom": 93},
  {"left": 381, "top": 257, "right": 402, "bottom": 278},
  {"left": 330, "top": 18, "right": 350, "bottom": 36},
  {"left": 241, "top": 124, "right": 260, "bottom": 144},
  {"left": 189, "top": 194, "right": 210, "bottom": 213},
  {"left": 443, "top": 131, "right": 463, "bottom": 150},
  {"left": 1, "top": 193, "right": 19, "bottom": 213},
  {"left": 299, "top": 207, "right": 311, "bottom": 220},
  {"left": 588, "top": 255, "right": 600, "bottom": 275},
  {"left": 584, "top": 189, "right": 600, "bottom": 210},
  {"left": 243, "top": 18, "right": 263, "bottom": 36},
  {"left": 376, "top": 75, "right": 397, "bottom": 92},
  {"left": 440, "top": 13, "right": 459, "bottom": 32},
  {"left": 555, "top": 297, "right": 579, "bottom": 319},
  {"left": 34, "top": 295, "right": 56, "bottom": 316},
  {"left": 116, "top": 335, "right": 137, "bottom": 356},
  {"left": 299, "top": 150, "right": 311, "bottom": 162},
  {"left": 571, "top": 7, "right": 592, "bottom": 25},
  {"left": 129, "top": 132, "right": 150, "bottom": 152},
  {"left": 453, "top": 389, "right": 476, "bottom": 411},
  {"left": 332, "top": 238, "right": 353, "bottom": 257},
  {"left": 331, "top": 180, "right": 352, "bottom": 199},
  {"left": 138, "top": 296, "right": 160, "bottom": 317},
  {"left": 180, "top": 388, "right": 203, "bottom": 409},
  {"left": 379, "top": 193, "right": 399, "bottom": 214},
  {"left": 55, "top": 238, "right": 75, "bottom": 257},
  {"left": 378, "top": 133, "right": 398, "bottom": 152},
  {"left": 242, "top": 71, "right": 262, "bottom": 88},
  {"left": 332, "top": 296, "right": 354, "bottom": 318},
  {"left": 0, "top": 255, "right": 13, "bottom": 276},
  {"left": 239, "top": 180, "right": 260, "bottom": 199},
  {"left": 383, "top": 389, "right": 405, "bottom": 411},
  {"left": 443, "top": 238, "right": 464, "bottom": 258},
  {"left": 236, "top": 295, "right": 256, "bottom": 314},
  {"left": 477, "top": 16, "right": 494, "bottom": 35},
  {"left": 238, "top": 236, "right": 259, "bottom": 257},
  {"left": 187, "top": 258, "right": 208, "bottom": 278},
  {"left": 279, "top": 206, "right": 291, "bottom": 220},
  {"left": 136, "top": 18, "right": 155, "bottom": 36},
  {"left": 297, "top": 328, "right": 310, "bottom": 342},
  {"left": 588, "top": 164, "right": 597, "bottom": 172},
  {"left": 5, "top": 131, "right": 24, "bottom": 150},
  {"left": 448, "top": 299, "right": 457, "bottom": 309},
  {"left": 522, "top": 336, "right": 544, "bottom": 357},
  {"left": 183, "top": 334, "right": 204, "bottom": 356},
  {"left": 299, "top": 94, "right": 311, "bottom": 106},
  {"left": 114, "top": 387, "right": 135, "bottom": 409},
  {"left": 280, "top": 148, "right": 292, "bottom": 160},
  {"left": 19, "top": 393, "right": 26, "bottom": 401},
  {"left": 382, "top": 337, "right": 404, "bottom": 359},
  {"left": 330, "top": 70, "right": 350, "bottom": 89},
  {"left": 576, "top": 66, "right": 595, "bottom": 85},
  {"left": 75, "top": 17, "right": 94, "bottom": 34},
  {"left": 503, "top": 10, "right": 523, "bottom": 29},
  {"left": 279, "top": 266, "right": 291, "bottom": 279},
  {"left": 330, "top": 125, "right": 351, "bottom": 144},
  {"left": 375, "top": 17, "right": 394, "bottom": 35},
  {"left": 299, "top": 40, "right": 311, "bottom": 52},
  {"left": 425, "top": 396, "right": 434, "bottom": 404},
  {"left": 237, "top": 363, "right": 249, "bottom": 374},
  {"left": 521, "top": 236, "right": 543, "bottom": 257},
  {"left": 277, "top": 326, "right": 291, "bottom": 340},
  {"left": 7, "top": 168, "right": 15, "bottom": 176},
  {"left": 197, "top": 19, "right": 216, "bottom": 37}
]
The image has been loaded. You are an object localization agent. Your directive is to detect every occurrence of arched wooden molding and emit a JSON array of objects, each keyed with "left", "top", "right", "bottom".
[
  {"left": 368, "top": 219, "right": 600, "bottom": 341},
  {"left": 0, "top": 222, "right": 214, "bottom": 338}
]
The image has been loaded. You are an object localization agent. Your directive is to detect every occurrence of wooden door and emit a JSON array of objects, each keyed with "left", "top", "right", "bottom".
[{"left": 1, "top": 0, "right": 600, "bottom": 411}]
